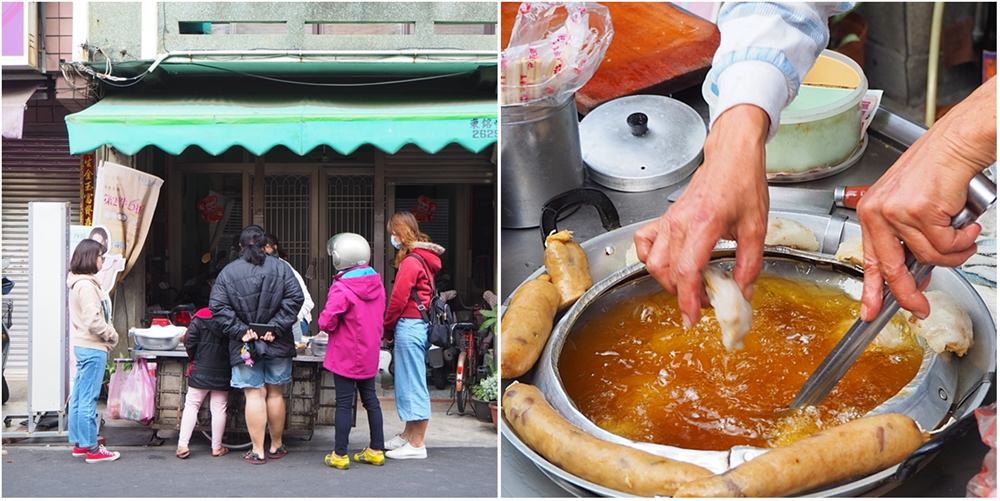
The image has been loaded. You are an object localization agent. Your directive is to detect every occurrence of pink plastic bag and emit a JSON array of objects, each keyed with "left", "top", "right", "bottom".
[
  {"left": 105, "top": 361, "right": 126, "bottom": 420},
  {"left": 119, "top": 358, "right": 156, "bottom": 424},
  {"left": 967, "top": 403, "right": 997, "bottom": 498}
]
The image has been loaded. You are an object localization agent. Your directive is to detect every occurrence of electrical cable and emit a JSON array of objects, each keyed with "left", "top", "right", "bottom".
[{"left": 180, "top": 62, "right": 477, "bottom": 87}]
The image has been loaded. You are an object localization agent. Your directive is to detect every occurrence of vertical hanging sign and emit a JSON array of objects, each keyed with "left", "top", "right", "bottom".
[{"left": 80, "top": 153, "right": 96, "bottom": 225}]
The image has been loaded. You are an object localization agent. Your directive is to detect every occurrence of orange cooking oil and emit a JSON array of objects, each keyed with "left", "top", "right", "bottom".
[{"left": 559, "top": 274, "right": 923, "bottom": 450}]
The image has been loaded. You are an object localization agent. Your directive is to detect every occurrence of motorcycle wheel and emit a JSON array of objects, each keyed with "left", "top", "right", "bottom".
[{"left": 2, "top": 376, "right": 8, "bottom": 405}]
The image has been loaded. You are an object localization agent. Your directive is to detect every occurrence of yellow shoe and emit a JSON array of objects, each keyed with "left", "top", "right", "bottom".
[
  {"left": 353, "top": 448, "right": 385, "bottom": 466},
  {"left": 324, "top": 452, "right": 350, "bottom": 470}
]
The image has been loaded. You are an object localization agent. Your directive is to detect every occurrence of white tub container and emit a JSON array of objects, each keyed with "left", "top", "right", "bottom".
[{"left": 703, "top": 50, "right": 868, "bottom": 181}]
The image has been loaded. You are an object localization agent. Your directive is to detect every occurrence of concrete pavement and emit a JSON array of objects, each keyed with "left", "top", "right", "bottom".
[
  {"left": 2, "top": 380, "right": 499, "bottom": 497},
  {"left": 2, "top": 446, "right": 498, "bottom": 497}
]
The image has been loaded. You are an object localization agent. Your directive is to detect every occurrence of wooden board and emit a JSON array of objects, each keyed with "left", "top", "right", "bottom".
[{"left": 502, "top": 2, "right": 720, "bottom": 114}]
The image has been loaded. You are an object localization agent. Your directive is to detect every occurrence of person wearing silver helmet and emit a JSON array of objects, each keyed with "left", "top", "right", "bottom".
[{"left": 318, "top": 233, "right": 387, "bottom": 470}]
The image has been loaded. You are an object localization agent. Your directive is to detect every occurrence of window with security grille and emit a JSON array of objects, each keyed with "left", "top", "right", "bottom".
[
  {"left": 326, "top": 175, "right": 374, "bottom": 278},
  {"left": 250, "top": 175, "right": 312, "bottom": 277}
]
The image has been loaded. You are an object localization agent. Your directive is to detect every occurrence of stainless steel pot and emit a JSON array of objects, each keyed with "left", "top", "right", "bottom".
[
  {"left": 501, "top": 209, "right": 996, "bottom": 497},
  {"left": 501, "top": 95, "right": 586, "bottom": 229}
]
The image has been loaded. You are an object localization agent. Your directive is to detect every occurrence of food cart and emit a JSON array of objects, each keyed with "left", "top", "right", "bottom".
[{"left": 128, "top": 347, "right": 347, "bottom": 444}]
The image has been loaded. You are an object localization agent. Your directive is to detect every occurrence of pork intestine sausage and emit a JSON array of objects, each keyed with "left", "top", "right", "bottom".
[
  {"left": 544, "top": 230, "right": 593, "bottom": 310},
  {"left": 500, "top": 276, "right": 561, "bottom": 378},
  {"left": 674, "top": 413, "right": 926, "bottom": 497},
  {"left": 503, "top": 383, "right": 713, "bottom": 496}
]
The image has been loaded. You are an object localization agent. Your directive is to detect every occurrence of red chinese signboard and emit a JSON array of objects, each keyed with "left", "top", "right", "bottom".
[{"left": 80, "top": 153, "right": 96, "bottom": 225}]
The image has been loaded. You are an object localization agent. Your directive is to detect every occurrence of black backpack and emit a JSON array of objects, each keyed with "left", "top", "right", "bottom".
[{"left": 406, "top": 254, "right": 454, "bottom": 348}]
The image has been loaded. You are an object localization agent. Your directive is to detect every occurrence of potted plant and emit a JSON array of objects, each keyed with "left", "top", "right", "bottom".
[{"left": 471, "top": 353, "right": 499, "bottom": 425}]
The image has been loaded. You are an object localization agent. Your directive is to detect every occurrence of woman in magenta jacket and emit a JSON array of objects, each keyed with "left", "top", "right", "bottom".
[{"left": 318, "top": 233, "right": 386, "bottom": 470}]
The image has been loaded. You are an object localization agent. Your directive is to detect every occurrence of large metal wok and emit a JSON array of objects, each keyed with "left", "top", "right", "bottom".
[{"left": 501, "top": 207, "right": 996, "bottom": 497}]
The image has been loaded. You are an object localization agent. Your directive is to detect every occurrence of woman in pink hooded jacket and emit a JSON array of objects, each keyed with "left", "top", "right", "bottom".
[{"left": 318, "top": 233, "right": 386, "bottom": 470}]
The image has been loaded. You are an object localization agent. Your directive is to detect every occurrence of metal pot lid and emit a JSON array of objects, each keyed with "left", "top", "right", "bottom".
[{"left": 579, "top": 95, "right": 706, "bottom": 192}]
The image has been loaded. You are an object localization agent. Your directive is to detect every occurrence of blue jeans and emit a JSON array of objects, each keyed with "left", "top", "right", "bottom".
[
  {"left": 68, "top": 346, "right": 107, "bottom": 448},
  {"left": 393, "top": 318, "right": 431, "bottom": 422},
  {"left": 231, "top": 356, "right": 293, "bottom": 389}
]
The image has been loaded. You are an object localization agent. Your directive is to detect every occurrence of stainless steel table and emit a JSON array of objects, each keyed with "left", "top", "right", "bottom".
[{"left": 500, "top": 86, "right": 993, "bottom": 497}]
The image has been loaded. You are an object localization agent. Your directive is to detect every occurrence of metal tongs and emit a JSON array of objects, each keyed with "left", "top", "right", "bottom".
[{"left": 790, "top": 172, "right": 997, "bottom": 409}]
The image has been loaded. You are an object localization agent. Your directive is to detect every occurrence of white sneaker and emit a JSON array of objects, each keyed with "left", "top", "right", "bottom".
[
  {"left": 385, "top": 434, "right": 408, "bottom": 451},
  {"left": 385, "top": 442, "right": 427, "bottom": 460}
]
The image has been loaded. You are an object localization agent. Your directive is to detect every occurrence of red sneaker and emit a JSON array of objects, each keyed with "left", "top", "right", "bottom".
[
  {"left": 85, "top": 445, "right": 121, "bottom": 463},
  {"left": 72, "top": 446, "right": 89, "bottom": 458}
]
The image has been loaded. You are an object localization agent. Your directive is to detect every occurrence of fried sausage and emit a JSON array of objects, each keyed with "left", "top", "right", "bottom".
[
  {"left": 504, "top": 383, "right": 713, "bottom": 496},
  {"left": 674, "top": 413, "right": 926, "bottom": 497},
  {"left": 500, "top": 277, "right": 561, "bottom": 378},
  {"left": 544, "top": 230, "right": 593, "bottom": 309}
]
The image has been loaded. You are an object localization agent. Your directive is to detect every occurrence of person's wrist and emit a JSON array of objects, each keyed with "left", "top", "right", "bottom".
[
  {"left": 704, "top": 104, "right": 769, "bottom": 177},
  {"left": 712, "top": 105, "right": 769, "bottom": 144}
]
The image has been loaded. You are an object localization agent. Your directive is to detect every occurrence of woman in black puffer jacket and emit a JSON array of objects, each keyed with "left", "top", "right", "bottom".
[
  {"left": 209, "top": 224, "right": 304, "bottom": 465},
  {"left": 176, "top": 308, "right": 231, "bottom": 459}
]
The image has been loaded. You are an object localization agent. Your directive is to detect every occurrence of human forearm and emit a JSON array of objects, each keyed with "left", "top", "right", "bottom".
[{"left": 928, "top": 77, "right": 997, "bottom": 177}]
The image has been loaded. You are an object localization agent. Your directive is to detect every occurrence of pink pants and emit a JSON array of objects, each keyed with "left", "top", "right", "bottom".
[{"left": 177, "top": 387, "right": 228, "bottom": 451}]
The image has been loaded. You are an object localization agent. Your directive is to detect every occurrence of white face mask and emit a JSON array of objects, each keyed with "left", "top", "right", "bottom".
[{"left": 390, "top": 235, "right": 402, "bottom": 250}]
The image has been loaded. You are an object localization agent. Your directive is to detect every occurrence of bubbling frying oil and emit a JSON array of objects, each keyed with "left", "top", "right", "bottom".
[{"left": 559, "top": 274, "right": 923, "bottom": 450}]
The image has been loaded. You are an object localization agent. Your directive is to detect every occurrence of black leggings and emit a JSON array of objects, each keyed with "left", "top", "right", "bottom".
[{"left": 334, "top": 373, "right": 384, "bottom": 455}]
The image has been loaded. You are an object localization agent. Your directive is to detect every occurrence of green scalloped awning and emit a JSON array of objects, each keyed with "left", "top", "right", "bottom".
[{"left": 65, "top": 93, "right": 497, "bottom": 156}]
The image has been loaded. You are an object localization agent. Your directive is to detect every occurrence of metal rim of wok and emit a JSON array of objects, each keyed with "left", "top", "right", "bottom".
[{"left": 501, "top": 214, "right": 996, "bottom": 498}]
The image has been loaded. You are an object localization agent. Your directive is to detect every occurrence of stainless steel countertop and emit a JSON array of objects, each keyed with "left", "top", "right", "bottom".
[
  {"left": 130, "top": 348, "right": 324, "bottom": 363},
  {"left": 499, "top": 86, "right": 992, "bottom": 497}
]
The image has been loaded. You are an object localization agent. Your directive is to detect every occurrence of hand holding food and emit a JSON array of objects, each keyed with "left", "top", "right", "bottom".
[
  {"left": 544, "top": 230, "right": 593, "bottom": 309},
  {"left": 500, "top": 275, "right": 562, "bottom": 378},
  {"left": 674, "top": 413, "right": 926, "bottom": 497},
  {"left": 503, "top": 383, "right": 713, "bottom": 497},
  {"left": 635, "top": 104, "right": 770, "bottom": 328},
  {"left": 856, "top": 79, "right": 995, "bottom": 322}
]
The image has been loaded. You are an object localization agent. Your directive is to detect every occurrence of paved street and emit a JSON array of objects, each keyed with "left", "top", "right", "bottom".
[
  {"left": 2, "top": 445, "right": 497, "bottom": 497},
  {"left": 2, "top": 380, "right": 499, "bottom": 497}
]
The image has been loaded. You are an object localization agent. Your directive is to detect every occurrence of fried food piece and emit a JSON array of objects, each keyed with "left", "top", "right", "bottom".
[
  {"left": 765, "top": 218, "right": 820, "bottom": 251},
  {"left": 503, "top": 383, "right": 712, "bottom": 496},
  {"left": 500, "top": 276, "right": 562, "bottom": 378},
  {"left": 544, "top": 230, "right": 593, "bottom": 309},
  {"left": 703, "top": 266, "right": 752, "bottom": 351},
  {"left": 674, "top": 413, "right": 925, "bottom": 497},
  {"left": 906, "top": 290, "right": 974, "bottom": 356},
  {"left": 835, "top": 237, "right": 864, "bottom": 267}
]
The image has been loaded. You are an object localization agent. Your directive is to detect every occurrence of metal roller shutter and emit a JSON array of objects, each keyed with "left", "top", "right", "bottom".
[
  {"left": 384, "top": 144, "right": 495, "bottom": 184},
  {"left": 2, "top": 135, "right": 81, "bottom": 380}
]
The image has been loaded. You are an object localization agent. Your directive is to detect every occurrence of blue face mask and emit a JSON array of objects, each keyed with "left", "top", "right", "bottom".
[{"left": 390, "top": 235, "right": 402, "bottom": 250}]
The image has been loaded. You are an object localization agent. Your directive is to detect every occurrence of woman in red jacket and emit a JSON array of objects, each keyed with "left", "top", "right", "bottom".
[{"left": 383, "top": 212, "right": 444, "bottom": 460}]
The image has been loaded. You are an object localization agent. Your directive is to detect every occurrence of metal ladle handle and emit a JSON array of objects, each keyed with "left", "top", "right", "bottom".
[
  {"left": 903, "top": 171, "right": 996, "bottom": 287},
  {"left": 789, "top": 171, "right": 996, "bottom": 409}
]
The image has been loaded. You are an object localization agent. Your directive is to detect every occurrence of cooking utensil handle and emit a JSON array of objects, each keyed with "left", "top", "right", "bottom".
[
  {"left": 900, "top": 172, "right": 995, "bottom": 290},
  {"left": 893, "top": 409, "right": 980, "bottom": 482},
  {"left": 833, "top": 185, "right": 869, "bottom": 209},
  {"left": 539, "top": 188, "right": 621, "bottom": 244}
]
